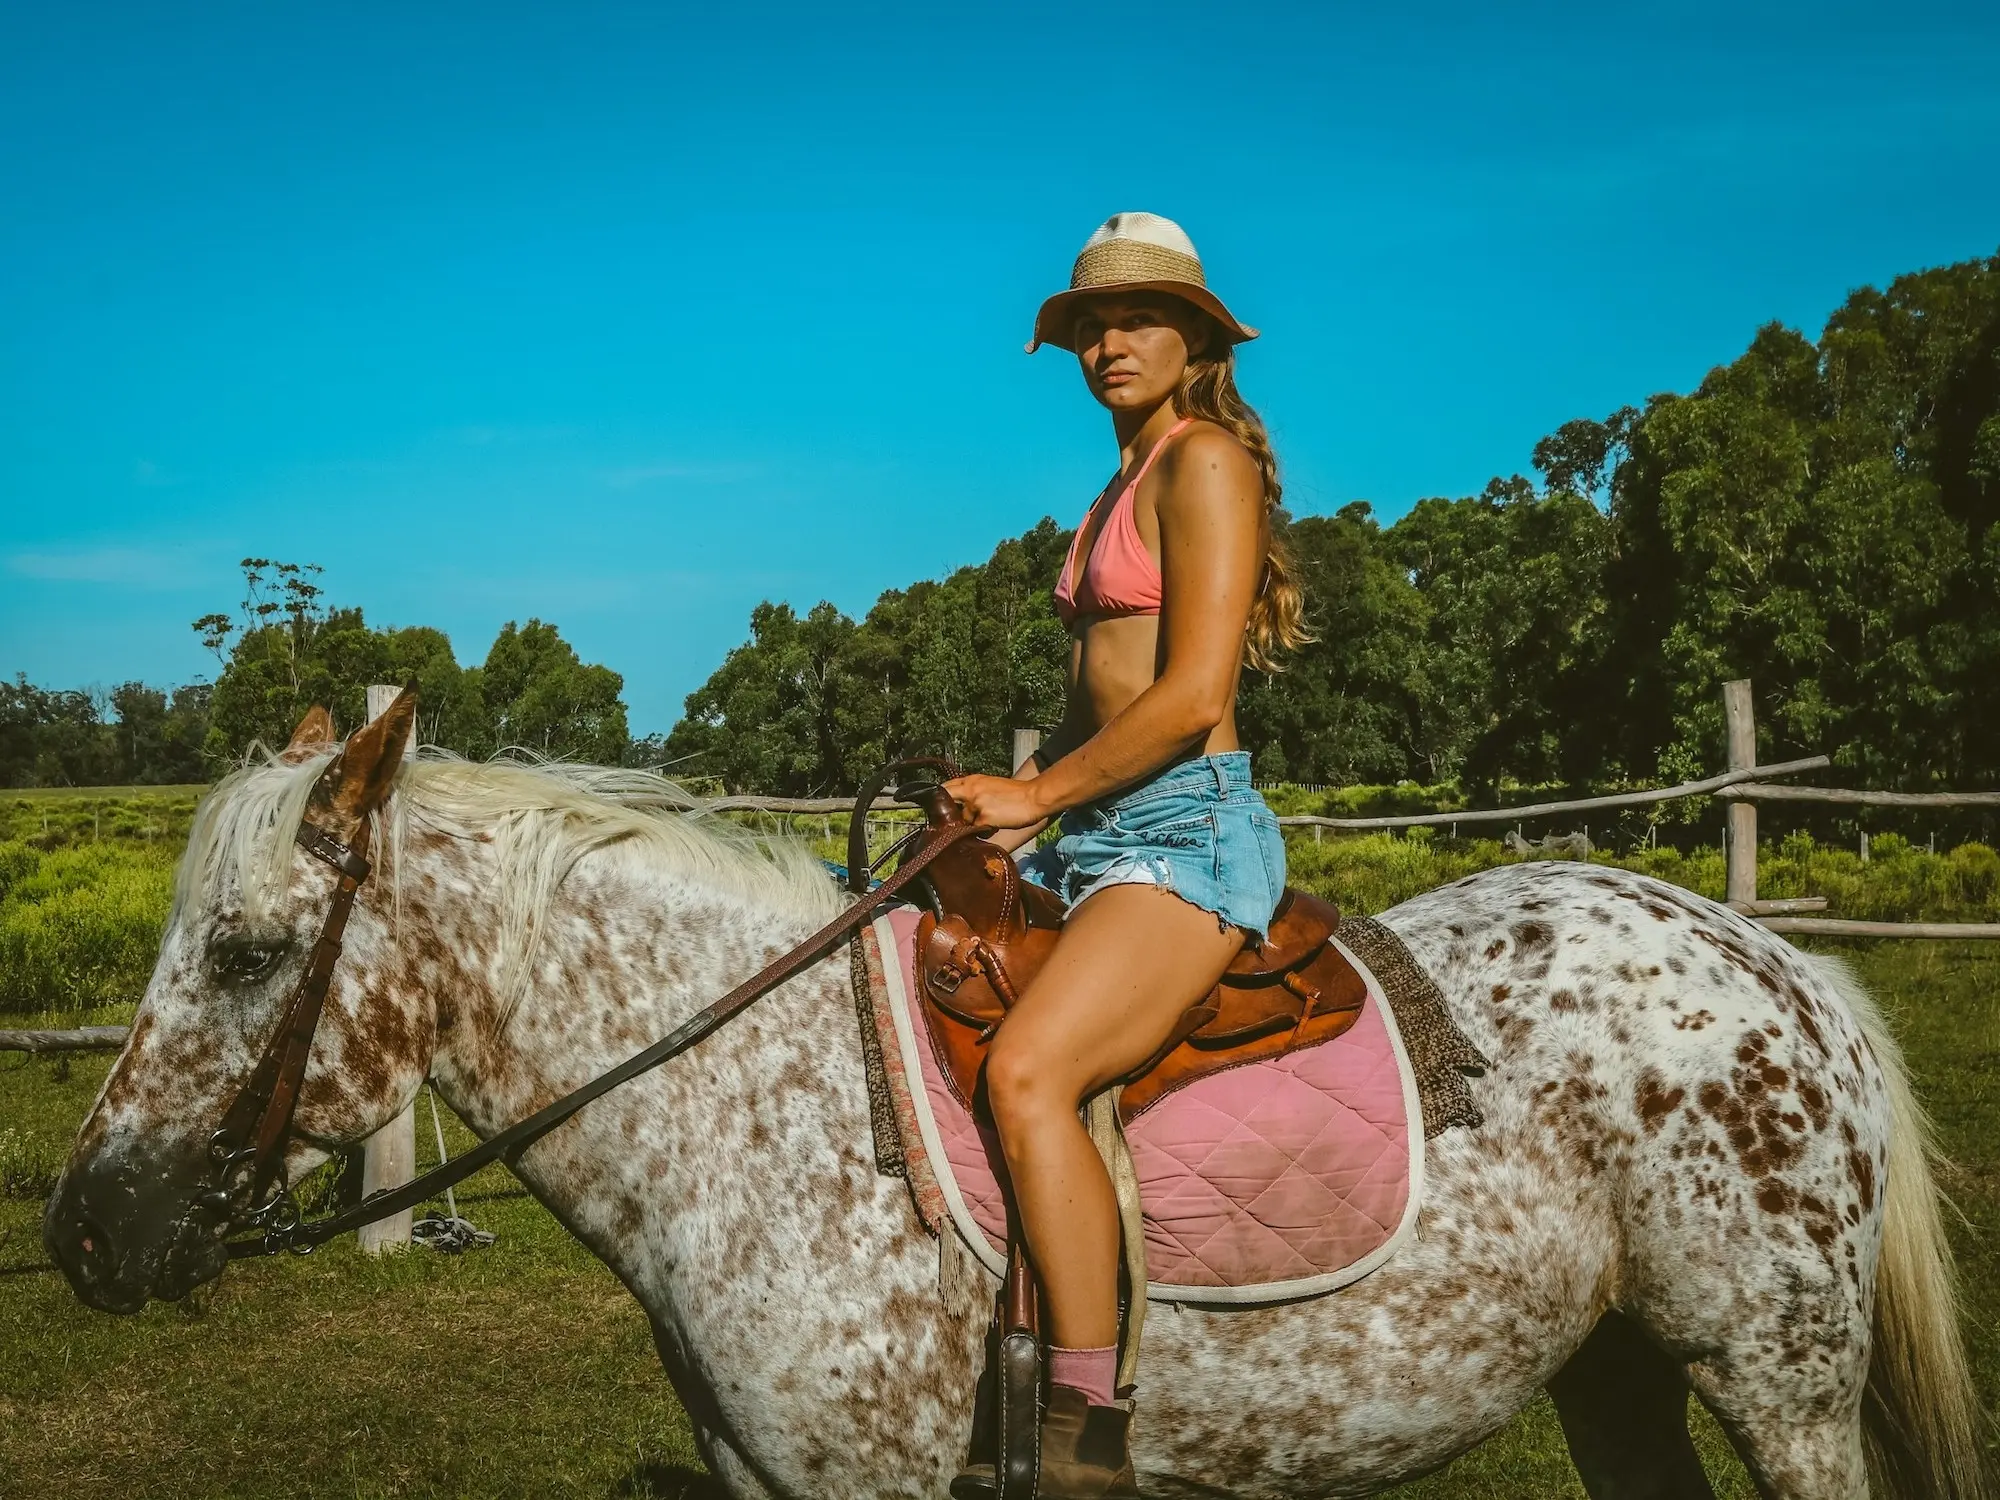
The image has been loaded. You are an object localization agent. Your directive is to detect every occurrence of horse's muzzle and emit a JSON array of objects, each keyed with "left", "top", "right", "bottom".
[{"left": 44, "top": 1146, "right": 228, "bottom": 1314}]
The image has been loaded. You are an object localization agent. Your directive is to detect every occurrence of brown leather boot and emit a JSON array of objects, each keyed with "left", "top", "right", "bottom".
[
  {"left": 948, "top": 1386, "right": 1139, "bottom": 1499},
  {"left": 1037, "top": 1385, "right": 1139, "bottom": 1498}
]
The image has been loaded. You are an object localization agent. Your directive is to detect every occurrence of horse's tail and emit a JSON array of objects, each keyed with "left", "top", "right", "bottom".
[{"left": 1808, "top": 954, "right": 1990, "bottom": 1500}]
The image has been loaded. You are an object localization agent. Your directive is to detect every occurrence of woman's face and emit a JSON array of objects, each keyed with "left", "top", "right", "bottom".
[{"left": 1072, "top": 295, "right": 1209, "bottom": 414}]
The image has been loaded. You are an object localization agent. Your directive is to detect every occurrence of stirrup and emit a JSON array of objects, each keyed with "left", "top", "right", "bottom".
[{"left": 955, "top": 1239, "right": 1041, "bottom": 1499}]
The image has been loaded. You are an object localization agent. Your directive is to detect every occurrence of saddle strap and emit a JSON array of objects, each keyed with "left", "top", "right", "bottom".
[
  {"left": 998, "top": 1239, "right": 1042, "bottom": 1500},
  {"left": 1085, "top": 1088, "right": 1147, "bottom": 1396}
]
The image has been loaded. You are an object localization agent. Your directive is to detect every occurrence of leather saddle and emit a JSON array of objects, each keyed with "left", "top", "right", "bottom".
[{"left": 850, "top": 760, "right": 1368, "bottom": 1122}]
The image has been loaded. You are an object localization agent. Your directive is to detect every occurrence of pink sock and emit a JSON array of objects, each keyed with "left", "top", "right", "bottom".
[{"left": 1048, "top": 1343, "right": 1119, "bottom": 1408}]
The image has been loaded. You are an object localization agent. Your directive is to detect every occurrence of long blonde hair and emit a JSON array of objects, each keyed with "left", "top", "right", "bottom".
[{"left": 1173, "top": 339, "right": 1311, "bottom": 672}]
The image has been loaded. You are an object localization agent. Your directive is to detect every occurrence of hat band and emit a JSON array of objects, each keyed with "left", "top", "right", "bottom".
[{"left": 1070, "top": 239, "right": 1207, "bottom": 291}]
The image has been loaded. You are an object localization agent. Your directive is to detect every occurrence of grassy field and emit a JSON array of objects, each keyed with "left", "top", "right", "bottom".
[
  {"left": 4, "top": 1049, "right": 1771, "bottom": 1498},
  {"left": 2, "top": 787, "right": 1996, "bottom": 1495}
]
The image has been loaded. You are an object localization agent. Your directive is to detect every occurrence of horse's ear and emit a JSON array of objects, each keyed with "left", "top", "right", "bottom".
[
  {"left": 281, "top": 705, "right": 337, "bottom": 763},
  {"left": 308, "top": 687, "right": 417, "bottom": 837}
]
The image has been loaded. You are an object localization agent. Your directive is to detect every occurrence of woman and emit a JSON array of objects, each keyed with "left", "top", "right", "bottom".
[{"left": 943, "top": 212, "right": 1308, "bottom": 1497}]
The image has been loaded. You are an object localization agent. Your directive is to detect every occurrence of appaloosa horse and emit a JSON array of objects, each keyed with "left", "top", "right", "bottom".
[{"left": 46, "top": 703, "right": 1989, "bottom": 1499}]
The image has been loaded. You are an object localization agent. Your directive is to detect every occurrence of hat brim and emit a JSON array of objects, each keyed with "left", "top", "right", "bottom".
[{"left": 1028, "top": 281, "right": 1259, "bottom": 354}]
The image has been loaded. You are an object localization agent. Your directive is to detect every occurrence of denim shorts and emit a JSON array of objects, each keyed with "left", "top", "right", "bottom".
[{"left": 1019, "top": 751, "right": 1286, "bottom": 940}]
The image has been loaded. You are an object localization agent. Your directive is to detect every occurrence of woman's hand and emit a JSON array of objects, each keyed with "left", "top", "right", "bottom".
[{"left": 942, "top": 773, "right": 1050, "bottom": 832}]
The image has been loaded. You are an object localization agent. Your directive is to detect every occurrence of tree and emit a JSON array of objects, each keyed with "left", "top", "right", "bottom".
[
  {"left": 662, "top": 520, "right": 1076, "bottom": 792},
  {"left": 1530, "top": 407, "right": 1637, "bottom": 503},
  {"left": 0, "top": 676, "right": 210, "bottom": 787},
  {"left": 1384, "top": 477, "right": 1614, "bottom": 788},
  {"left": 663, "top": 602, "right": 854, "bottom": 794},
  {"left": 480, "top": 619, "right": 630, "bottom": 764},
  {"left": 1236, "top": 506, "right": 1428, "bottom": 785},
  {"left": 197, "top": 562, "right": 630, "bottom": 768},
  {"left": 383, "top": 627, "right": 489, "bottom": 754},
  {"left": 0, "top": 679, "right": 117, "bottom": 786},
  {"left": 107, "top": 681, "right": 211, "bottom": 784},
  {"left": 1600, "top": 256, "right": 2000, "bottom": 790},
  {"left": 193, "top": 559, "right": 327, "bottom": 696}
]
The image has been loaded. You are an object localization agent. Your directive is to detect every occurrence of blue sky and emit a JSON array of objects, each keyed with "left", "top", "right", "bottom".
[{"left": 4, "top": 2, "right": 1997, "bottom": 734}]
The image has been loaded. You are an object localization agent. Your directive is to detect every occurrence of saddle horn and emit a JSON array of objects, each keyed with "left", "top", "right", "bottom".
[{"left": 846, "top": 757, "right": 964, "bottom": 894}]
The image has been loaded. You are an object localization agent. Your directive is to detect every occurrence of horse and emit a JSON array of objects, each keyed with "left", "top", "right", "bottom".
[{"left": 45, "top": 705, "right": 1989, "bottom": 1500}]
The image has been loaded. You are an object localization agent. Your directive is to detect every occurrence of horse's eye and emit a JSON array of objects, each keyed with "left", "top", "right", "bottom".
[{"left": 210, "top": 940, "right": 287, "bottom": 983}]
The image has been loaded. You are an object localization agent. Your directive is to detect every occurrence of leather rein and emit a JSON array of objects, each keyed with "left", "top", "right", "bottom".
[{"left": 208, "top": 763, "right": 975, "bottom": 1260}]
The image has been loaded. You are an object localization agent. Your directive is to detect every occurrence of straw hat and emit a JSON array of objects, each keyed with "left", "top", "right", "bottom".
[{"left": 1028, "top": 211, "right": 1258, "bottom": 354}]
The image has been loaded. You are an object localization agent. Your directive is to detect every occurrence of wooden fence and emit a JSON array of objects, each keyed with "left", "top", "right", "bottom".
[
  {"left": 9, "top": 677, "right": 1998, "bottom": 1063},
  {"left": 1709, "top": 682, "right": 2000, "bottom": 938}
]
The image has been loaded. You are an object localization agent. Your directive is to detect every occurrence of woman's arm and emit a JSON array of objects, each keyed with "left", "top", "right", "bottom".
[
  {"left": 948, "top": 429, "right": 1264, "bottom": 830},
  {"left": 982, "top": 649, "right": 1086, "bottom": 852}
]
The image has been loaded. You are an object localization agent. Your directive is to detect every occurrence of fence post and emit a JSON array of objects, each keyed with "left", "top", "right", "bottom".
[
  {"left": 1012, "top": 728, "right": 1042, "bottom": 774},
  {"left": 357, "top": 684, "right": 416, "bottom": 1256},
  {"left": 1724, "top": 679, "right": 1758, "bottom": 909}
]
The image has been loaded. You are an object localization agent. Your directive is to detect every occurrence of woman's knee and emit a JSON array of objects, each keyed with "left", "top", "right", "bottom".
[{"left": 982, "top": 1027, "right": 1076, "bottom": 1129}]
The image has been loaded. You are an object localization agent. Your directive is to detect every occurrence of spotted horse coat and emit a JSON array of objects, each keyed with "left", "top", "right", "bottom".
[{"left": 45, "top": 727, "right": 1988, "bottom": 1500}]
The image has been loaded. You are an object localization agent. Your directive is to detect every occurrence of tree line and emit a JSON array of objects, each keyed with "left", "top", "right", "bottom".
[
  {"left": 3, "top": 559, "right": 629, "bottom": 786},
  {"left": 7, "top": 252, "right": 1996, "bottom": 796},
  {"left": 667, "top": 253, "right": 2000, "bottom": 797}
]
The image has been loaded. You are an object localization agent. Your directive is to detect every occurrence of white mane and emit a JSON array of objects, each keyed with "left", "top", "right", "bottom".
[{"left": 177, "top": 747, "right": 846, "bottom": 1017}]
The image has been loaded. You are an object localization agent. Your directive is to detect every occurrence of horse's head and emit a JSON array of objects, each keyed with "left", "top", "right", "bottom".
[{"left": 46, "top": 693, "right": 431, "bottom": 1312}]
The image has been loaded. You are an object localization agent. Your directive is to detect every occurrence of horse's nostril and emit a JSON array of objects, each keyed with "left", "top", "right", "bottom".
[{"left": 72, "top": 1210, "right": 113, "bottom": 1267}]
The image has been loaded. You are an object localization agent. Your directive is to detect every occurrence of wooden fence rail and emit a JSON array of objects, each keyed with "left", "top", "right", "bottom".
[
  {"left": 0, "top": 1027, "right": 127, "bottom": 1054},
  {"left": 1718, "top": 784, "right": 2000, "bottom": 808},
  {"left": 10, "top": 681, "right": 2000, "bottom": 1068},
  {"left": 1710, "top": 679, "right": 1999, "bottom": 941},
  {"left": 1756, "top": 918, "right": 2000, "bottom": 939},
  {"left": 1275, "top": 757, "right": 1830, "bottom": 831},
  {"left": 701, "top": 759, "right": 1846, "bottom": 826}
]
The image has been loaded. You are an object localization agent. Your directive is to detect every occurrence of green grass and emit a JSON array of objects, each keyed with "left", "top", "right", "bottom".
[
  {"left": 1281, "top": 827, "right": 2000, "bottom": 924},
  {"left": 0, "top": 841, "right": 177, "bottom": 1018},
  {"left": 0, "top": 785, "right": 203, "bottom": 849},
  {"left": 0, "top": 786, "right": 196, "bottom": 1020},
  {"left": 1, "top": 1049, "right": 704, "bottom": 1499}
]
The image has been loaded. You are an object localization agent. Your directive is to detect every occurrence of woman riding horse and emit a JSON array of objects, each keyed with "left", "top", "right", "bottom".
[{"left": 943, "top": 212, "right": 1309, "bottom": 1497}]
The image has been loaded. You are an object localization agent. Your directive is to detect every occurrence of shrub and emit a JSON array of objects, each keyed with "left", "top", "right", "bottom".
[
  {"left": 1280, "top": 828, "right": 1999, "bottom": 922},
  {"left": 0, "top": 789, "right": 201, "bottom": 850},
  {"left": 0, "top": 840, "right": 175, "bottom": 1014}
]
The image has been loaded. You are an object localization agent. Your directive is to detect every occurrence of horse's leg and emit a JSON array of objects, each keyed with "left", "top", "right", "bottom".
[
  {"left": 1545, "top": 1311, "right": 1715, "bottom": 1500},
  {"left": 648, "top": 1316, "right": 763, "bottom": 1499},
  {"left": 1686, "top": 1369, "right": 1867, "bottom": 1500}
]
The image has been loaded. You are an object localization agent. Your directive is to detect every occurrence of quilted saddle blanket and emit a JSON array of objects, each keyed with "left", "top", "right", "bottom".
[{"left": 857, "top": 904, "right": 1474, "bottom": 1306}]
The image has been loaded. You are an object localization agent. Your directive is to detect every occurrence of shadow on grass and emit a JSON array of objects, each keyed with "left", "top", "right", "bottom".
[{"left": 614, "top": 1461, "right": 720, "bottom": 1498}]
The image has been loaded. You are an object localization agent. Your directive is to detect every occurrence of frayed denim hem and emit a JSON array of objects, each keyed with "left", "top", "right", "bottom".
[{"left": 1050, "top": 854, "right": 1273, "bottom": 941}]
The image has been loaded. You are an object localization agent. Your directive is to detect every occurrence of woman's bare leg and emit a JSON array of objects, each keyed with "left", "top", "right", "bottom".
[{"left": 982, "top": 883, "right": 1246, "bottom": 1348}]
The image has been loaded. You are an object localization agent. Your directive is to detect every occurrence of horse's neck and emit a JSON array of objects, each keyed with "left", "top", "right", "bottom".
[{"left": 416, "top": 835, "right": 866, "bottom": 1275}]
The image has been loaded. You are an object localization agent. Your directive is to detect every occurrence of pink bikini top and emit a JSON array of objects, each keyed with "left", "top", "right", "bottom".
[{"left": 1052, "top": 418, "right": 1193, "bottom": 627}]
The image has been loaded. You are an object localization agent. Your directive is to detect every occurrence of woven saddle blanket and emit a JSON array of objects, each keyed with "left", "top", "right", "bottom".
[{"left": 853, "top": 904, "right": 1487, "bottom": 1305}]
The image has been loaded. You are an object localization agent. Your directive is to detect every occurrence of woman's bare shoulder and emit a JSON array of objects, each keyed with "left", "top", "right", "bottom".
[{"left": 1157, "top": 420, "right": 1261, "bottom": 503}]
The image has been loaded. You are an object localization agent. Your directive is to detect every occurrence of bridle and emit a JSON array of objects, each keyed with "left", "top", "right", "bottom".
[
  {"left": 197, "top": 819, "right": 375, "bottom": 1248},
  {"left": 205, "top": 761, "right": 975, "bottom": 1260}
]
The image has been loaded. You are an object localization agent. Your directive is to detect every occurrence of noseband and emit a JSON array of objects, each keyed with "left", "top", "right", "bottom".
[{"left": 206, "top": 762, "right": 978, "bottom": 1259}]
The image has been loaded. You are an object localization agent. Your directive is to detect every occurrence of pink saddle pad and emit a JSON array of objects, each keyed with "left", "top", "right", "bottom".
[{"left": 870, "top": 906, "right": 1423, "bottom": 1304}]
